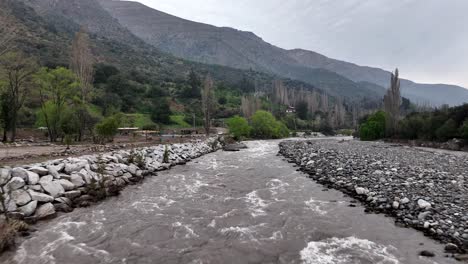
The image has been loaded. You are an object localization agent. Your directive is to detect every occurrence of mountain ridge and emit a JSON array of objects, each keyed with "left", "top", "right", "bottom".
[{"left": 98, "top": 0, "right": 468, "bottom": 106}]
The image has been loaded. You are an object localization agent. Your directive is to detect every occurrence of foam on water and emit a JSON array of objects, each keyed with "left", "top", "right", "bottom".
[
  {"left": 245, "top": 191, "right": 268, "bottom": 217},
  {"left": 172, "top": 222, "right": 199, "bottom": 238},
  {"left": 300, "top": 237, "right": 400, "bottom": 264},
  {"left": 304, "top": 198, "right": 328, "bottom": 216}
]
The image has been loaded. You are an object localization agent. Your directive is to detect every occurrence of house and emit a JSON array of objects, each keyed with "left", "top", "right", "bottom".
[{"left": 286, "top": 106, "right": 296, "bottom": 113}]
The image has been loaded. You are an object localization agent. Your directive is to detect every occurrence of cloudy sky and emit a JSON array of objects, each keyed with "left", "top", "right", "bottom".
[{"left": 134, "top": 0, "right": 468, "bottom": 87}]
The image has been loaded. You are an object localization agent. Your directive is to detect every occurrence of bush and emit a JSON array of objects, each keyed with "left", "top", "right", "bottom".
[
  {"left": 226, "top": 115, "right": 250, "bottom": 140},
  {"left": 461, "top": 120, "right": 468, "bottom": 140},
  {"left": 435, "top": 119, "right": 458, "bottom": 141},
  {"left": 251, "top": 111, "right": 289, "bottom": 139},
  {"left": 94, "top": 115, "right": 121, "bottom": 144},
  {"left": 359, "top": 111, "right": 386, "bottom": 141}
]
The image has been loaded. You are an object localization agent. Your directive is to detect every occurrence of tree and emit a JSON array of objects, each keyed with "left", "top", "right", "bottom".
[
  {"left": 202, "top": 74, "right": 215, "bottom": 135},
  {"left": 0, "top": 22, "right": 16, "bottom": 56},
  {"left": 435, "top": 119, "right": 458, "bottom": 141},
  {"left": 0, "top": 52, "right": 37, "bottom": 142},
  {"left": 71, "top": 27, "right": 94, "bottom": 141},
  {"left": 227, "top": 116, "right": 250, "bottom": 140},
  {"left": 241, "top": 95, "right": 261, "bottom": 119},
  {"left": 359, "top": 111, "right": 386, "bottom": 141},
  {"left": 151, "top": 98, "right": 171, "bottom": 124},
  {"left": 460, "top": 120, "right": 468, "bottom": 140},
  {"left": 34, "top": 67, "right": 79, "bottom": 142},
  {"left": 187, "top": 69, "right": 201, "bottom": 98},
  {"left": 251, "top": 110, "right": 289, "bottom": 139},
  {"left": 94, "top": 115, "right": 121, "bottom": 144},
  {"left": 296, "top": 101, "right": 308, "bottom": 120},
  {"left": 384, "top": 69, "right": 401, "bottom": 137}
]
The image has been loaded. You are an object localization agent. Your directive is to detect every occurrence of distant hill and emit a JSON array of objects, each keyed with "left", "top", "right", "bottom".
[{"left": 98, "top": 0, "right": 468, "bottom": 106}]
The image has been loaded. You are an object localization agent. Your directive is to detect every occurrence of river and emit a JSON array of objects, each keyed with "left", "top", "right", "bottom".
[{"left": 0, "top": 140, "right": 457, "bottom": 264}]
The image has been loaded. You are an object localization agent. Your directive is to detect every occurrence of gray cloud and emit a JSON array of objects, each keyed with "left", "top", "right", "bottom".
[{"left": 133, "top": 0, "right": 468, "bottom": 87}]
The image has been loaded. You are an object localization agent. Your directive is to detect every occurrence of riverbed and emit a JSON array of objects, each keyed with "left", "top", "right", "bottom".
[{"left": 0, "top": 140, "right": 456, "bottom": 263}]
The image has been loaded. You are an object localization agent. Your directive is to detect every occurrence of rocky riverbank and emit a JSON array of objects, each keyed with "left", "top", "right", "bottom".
[
  {"left": 0, "top": 138, "right": 221, "bottom": 224},
  {"left": 279, "top": 139, "right": 468, "bottom": 259}
]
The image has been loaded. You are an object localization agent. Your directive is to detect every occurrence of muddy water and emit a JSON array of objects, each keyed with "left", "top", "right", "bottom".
[{"left": 1, "top": 140, "right": 457, "bottom": 264}]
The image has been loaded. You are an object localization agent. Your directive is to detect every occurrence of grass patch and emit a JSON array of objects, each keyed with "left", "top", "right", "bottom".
[
  {"left": 168, "top": 115, "right": 191, "bottom": 128},
  {"left": 0, "top": 220, "right": 29, "bottom": 253}
]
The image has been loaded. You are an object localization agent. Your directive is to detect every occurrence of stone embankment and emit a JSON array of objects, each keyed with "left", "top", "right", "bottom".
[
  {"left": 279, "top": 139, "right": 468, "bottom": 258},
  {"left": 0, "top": 138, "right": 221, "bottom": 223}
]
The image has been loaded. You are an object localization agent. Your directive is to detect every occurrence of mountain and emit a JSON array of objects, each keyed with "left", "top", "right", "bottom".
[
  {"left": 4, "top": 0, "right": 337, "bottom": 103},
  {"left": 98, "top": 0, "right": 468, "bottom": 106}
]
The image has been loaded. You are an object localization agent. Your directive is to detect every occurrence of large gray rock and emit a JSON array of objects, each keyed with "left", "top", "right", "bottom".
[
  {"left": 28, "top": 190, "right": 54, "bottom": 202},
  {"left": 26, "top": 171, "right": 40, "bottom": 185},
  {"left": 65, "top": 162, "right": 87, "bottom": 174},
  {"left": 39, "top": 175, "right": 53, "bottom": 184},
  {"left": 57, "top": 179, "right": 75, "bottom": 191},
  {"left": 35, "top": 202, "right": 56, "bottom": 220},
  {"left": 18, "top": 200, "right": 37, "bottom": 216},
  {"left": 70, "top": 174, "right": 85, "bottom": 187},
  {"left": 417, "top": 199, "right": 432, "bottom": 210},
  {"left": 7, "top": 177, "right": 25, "bottom": 190},
  {"left": 46, "top": 165, "right": 60, "bottom": 179},
  {"left": 62, "top": 190, "right": 81, "bottom": 199},
  {"left": 11, "top": 167, "right": 29, "bottom": 181},
  {"left": 11, "top": 189, "right": 32, "bottom": 206},
  {"left": 0, "top": 168, "right": 11, "bottom": 185},
  {"left": 29, "top": 166, "right": 49, "bottom": 176},
  {"left": 40, "top": 180, "right": 65, "bottom": 198}
]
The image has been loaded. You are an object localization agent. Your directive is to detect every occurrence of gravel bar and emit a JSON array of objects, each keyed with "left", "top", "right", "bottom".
[{"left": 279, "top": 139, "right": 468, "bottom": 257}]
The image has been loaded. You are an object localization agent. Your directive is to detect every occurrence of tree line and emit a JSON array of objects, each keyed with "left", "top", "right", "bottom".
[{"left": 359, "top": 69, "right": 468, "bottom": 143}]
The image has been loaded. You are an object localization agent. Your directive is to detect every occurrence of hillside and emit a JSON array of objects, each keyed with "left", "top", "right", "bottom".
[{"left": 98, "top": 0, "right": 468, "bottom": 106}]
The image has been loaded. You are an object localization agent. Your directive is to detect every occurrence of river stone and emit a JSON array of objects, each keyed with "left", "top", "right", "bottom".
[
  {"left": 65, "top": 163, "right": 84, "bottom": 174},
  {"left": 28, "top": 190, "right": 54, "bottom": 202},
  {"left": 35, "top": 203, "right": 56, "bottom": 220},
  {"left": 7, "top": 177, "right": 25, "bottom": 190},
  {"left": 40, "top": 180, "right": 65, "bottom": 198},
  {"left": 57, "top": 179, "right": 75, "bottom": 191},
  {"left": 25, "top": 171, "right": 40, "bottom": 185},
  {"left": 392, "top": 201, "right": 400, "bottom": 209},
  {"left": 0, "top": 168, "right": 11, "bottom": 185},
  {"left": 400, "top": 197, "right": 410, "bottom": 204},
  {"left": 79, "top": 169, "right": 92, "bottom": 184},
  {"left": 11, "top": 167, "right": 29, "bottom": 181},
  {"left": 417, "top": 199, "right": 432, "bottom": 210},
  {"left": 127, "top": 164, "right": 138, "bottom": 175},
  {"left": 62, "top": 190, "right": 81, "bottom": 199},
  {"left": 18, "top": 200, "right": 37, "bottom": 217},
  {"left": 29, "top": 166, "right": 49, "bottom": 176},
  {"left": 46, "top": 165, "right": 60, "bottom": 179},
  {"left": 39, "top": 175, "right": 53, "bottom": 184},
  {"left": 355, "top": 187, "right": 369, "bottom": 195},
  {"left": 11, "top": 189, "right": 32, "bottom": 206},
  {"left": 28, "top": 185, "right": 43, "bottom": 192},
  {"left": 70, "top": 174, "right": 86, "bottom": 187},
  {"left": 55, "top": 197, "right": 72, "bottom": 207},
  {"left": 445, "top": 243, "right": 459, "bottom": 253}
]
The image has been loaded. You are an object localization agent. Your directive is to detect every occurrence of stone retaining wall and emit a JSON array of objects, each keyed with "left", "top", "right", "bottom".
[{"left": 0, "top": 138, "right": 221, "bottom": 223}]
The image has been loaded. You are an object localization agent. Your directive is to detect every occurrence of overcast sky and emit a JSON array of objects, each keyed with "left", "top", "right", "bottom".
[{"left": 133, "top": 0, "right": 468, "bottom": 88}]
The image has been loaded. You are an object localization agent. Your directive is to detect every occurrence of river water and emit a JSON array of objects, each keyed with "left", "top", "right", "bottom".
[{"left": 1, "top": 140, "right": 457, "bottom": 264}]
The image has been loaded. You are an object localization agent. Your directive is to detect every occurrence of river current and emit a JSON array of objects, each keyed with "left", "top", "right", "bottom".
[{"left": 1, "top": 140, "right": 456, "bottom": 264}]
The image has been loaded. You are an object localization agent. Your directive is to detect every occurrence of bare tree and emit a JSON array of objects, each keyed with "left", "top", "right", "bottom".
[
  {"left": 0, "top": 22, "right": 17, "bottom": 57},
  {"left": 0, "top": 52, "right": 37, "bottom": 142},
  {"left": 202, "top": 74, "right": 215, "bottom": 135},
  {"left": 384, "top": 68, "right": 401, "bottom": 136},
  {"left": 71, "top": 27, "right": 94, "bottom": 103},
  {"left": 241, "top": 95, "right": 261, "bottom": 118},
  {"left": 70, "top": 27, "right": 94, "bottom": 141}
]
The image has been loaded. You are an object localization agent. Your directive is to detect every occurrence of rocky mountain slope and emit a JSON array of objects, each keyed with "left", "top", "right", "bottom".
[
  {"left": 98, "top": 0, "right": 468, "bottom": 106},
  {"left": 4, "top": 0, "right": 331, "bottom": 101}
]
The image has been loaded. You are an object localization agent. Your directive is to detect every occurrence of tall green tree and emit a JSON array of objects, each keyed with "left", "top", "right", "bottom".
[
  {"left": 151, "top": 98, "right": 171, "bottom": 124},
  {"left": 0, "top": 52, "right": 37, "bottom": 142},
  {"left": 35, "top": 67, "right": 79, "bottom": 142},
  {"left": 188, "top": 69, "right": 201, "bottom": 98}
]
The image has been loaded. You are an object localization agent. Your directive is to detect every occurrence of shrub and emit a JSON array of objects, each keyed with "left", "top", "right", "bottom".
[
  {"left": 435, "top": 119, "right": 458, "bottom": 141},
  {"left": 0, "top": 220, "right": 28, "bottom": 253},
  {"left": 163, "top": 145, "right": 170, "bottom": 164},
  {"left": 461, "top": 120, "right": 468, "bottom": 140},
  {"left": 227, "top": 115, "right": 251, "bottom": 140},
  {"left": 94, "top": 115, "right": 121, "bottom": 144},
  {"left": 251, "top": 110, "right": 289, "bottom": 139},
  {"left": 359, "top": 111, "right": 386, "bottom": 141}
]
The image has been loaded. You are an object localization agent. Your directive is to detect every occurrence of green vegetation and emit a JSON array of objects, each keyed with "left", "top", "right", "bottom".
[
  {"left": 359, "top": 111, "right": 386, "bottom": 141},
  {"left": 251, "top": 111, "right": 290, "bottom": 139},
  {"left": 94, "top": 115, "right": 121, "bottom": 144},
  {"left": 227, "top": 116, "right": 250, "bottom": 140}
]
